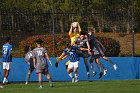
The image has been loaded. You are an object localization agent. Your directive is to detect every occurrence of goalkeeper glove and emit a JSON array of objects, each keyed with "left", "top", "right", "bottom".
[{"left": 55, "top": 62, "right": 58, "bottom": 68}]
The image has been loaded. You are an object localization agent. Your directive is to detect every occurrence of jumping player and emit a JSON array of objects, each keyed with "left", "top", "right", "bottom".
[
  {"left": 69, "top": 22, "right": 81, "bottom": 46},
  {"left": 76, "top": 31, "right": 91, "bottom": 78},
  {"left": 57, "top": 43, "right": 90, "bottom": 82},
  {"left": 55, "top": 22, "right": 81, "bottom": 70},
  {"left": 87, "top": 28, "right": 117, "bottom": 77}
]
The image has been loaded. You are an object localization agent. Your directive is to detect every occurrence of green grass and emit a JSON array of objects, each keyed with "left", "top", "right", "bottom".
[{"left": 0, "top": 80, "right": 140, "bottom": 93}]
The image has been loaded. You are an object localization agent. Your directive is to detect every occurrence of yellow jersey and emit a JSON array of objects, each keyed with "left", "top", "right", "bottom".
[{"left": 69, "top": 34, "right": 80, "bottom": 46}]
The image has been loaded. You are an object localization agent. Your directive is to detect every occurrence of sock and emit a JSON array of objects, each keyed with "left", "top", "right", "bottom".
[
  {"left": 3, "top": 77, "right": 6, "bottom": 83},
  {"left": 104, "top": 57, "right": 114, "bottom": 65},
  {"left": 108, "top": 59, "right": 114, "bottom": 65},
  {"left": 26, "top": 74, "right": 30, "bottom": 83},
  {"left": 48, "top": 79, "right": 52, "bottom": 83},
  {"left": 97, "top": 64, "right": 102, "bottom": 73},
  {"left": 39, "top": 80, "right": 42, "bottom": 87},
  {"left": 75, "top": 74, "right": 78, "bottom": 80},
  {"left": 91, "top": 63, "right": 96, "bottom": 73},
  {"left": 69, "top": 72, "right": 73, "bottom": 78},
  {"left": 99, "top": 63, "right": 106, "bottom": 70}
]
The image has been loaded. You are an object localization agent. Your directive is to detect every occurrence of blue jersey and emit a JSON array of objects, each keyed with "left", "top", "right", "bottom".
[
  {"left": 2, "top": 43, "right": 12, "bottom": 62},
  {"left": 64, "top": 46, "right": 80, "bottom": 62}
]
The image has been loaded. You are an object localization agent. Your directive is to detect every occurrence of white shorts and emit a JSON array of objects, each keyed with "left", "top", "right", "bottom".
[
  {"left": 68, "top": 61, "right": 79, "bottom": 69},
  {"left": 3, "top": 62, "right": 10, "bottom": 70}
]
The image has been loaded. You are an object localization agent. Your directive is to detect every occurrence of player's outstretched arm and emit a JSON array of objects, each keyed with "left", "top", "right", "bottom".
[{"left": 55, "top": 52, "right": 67, "bottom": 68}]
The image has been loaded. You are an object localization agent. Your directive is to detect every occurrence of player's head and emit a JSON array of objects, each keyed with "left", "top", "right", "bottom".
[
  {"left": 88, "top": 27, "right": 95, "bottom": 35},
  {"left": 80, "top": 31, "right": 86, "bottom": 39},
  {"left": 80, "top": 31, "right": 86, "bottom": 36},
  {"left": 35, "top": 38, "right": 43, "bottom": 45},
  {"left": 24, "top": 46, "right": 34, "bottom": 52},
  {"left": 72, "top": 22, "right": 80, "bottom": 33},
  {"left": 72, "top": 22, "right": 78, "bottom": 28},
  {"left": 24, "top": 46, "right": 30, "bottom": 52},
  {"left": 5, "top": 37, "right": 11, "bottom": 43}
]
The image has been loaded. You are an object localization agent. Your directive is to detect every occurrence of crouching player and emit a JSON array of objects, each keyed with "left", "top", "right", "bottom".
[{"left": 24, "top": 46, "right": 35, "bottom": 84}]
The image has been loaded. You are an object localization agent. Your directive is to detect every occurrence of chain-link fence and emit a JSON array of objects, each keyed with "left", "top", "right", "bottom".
[{"left": 0, "top": 0, "right": 135, "bottom": 56}]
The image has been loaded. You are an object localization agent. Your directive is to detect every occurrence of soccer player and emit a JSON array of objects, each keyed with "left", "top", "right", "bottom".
[
  {"left": 76, "top": 31, "right": 91, "bottom": 78},
  {"left": 95, "top": 40, "right": 117, "bottom": 71},
  {"left": 2, "top": 37, "right": 12, "bottom": 85},
  {"left": 87, "top": 28, "right": 105, "bottom": 78},
  {"left": 58, "top": 43, "right": 90, "bottom": 82},
  {"left": 55, "top": 22, "right": 81, "bottom": 70},
  {"left": 69, "top": 22, "right": 81, "bottom": 46},
  {"left": 24, "top": 46, "right": 35, "bottom": 85},
  {"left": 87, "top": 28, "right": 117, "bottom": 77},
  {"left": 33, "top": 39, "right": 53, "bottom": 88}
]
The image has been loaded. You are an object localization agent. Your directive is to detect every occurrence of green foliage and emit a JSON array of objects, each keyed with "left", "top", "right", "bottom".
[
  {"left": 1, "top": 0, "right": 140, "bottom": 33},
  {"left": 19, "top": 34, "right": 120, "bottom": 57},
  {"left": 97, "top": 36, "right": 120, "bottom": 57},
  {"left": 19, "top": 34, "right": 71, "bottom": 57},
  {"left": 0, "top": 0, "right": 51, "bottom": 11}
]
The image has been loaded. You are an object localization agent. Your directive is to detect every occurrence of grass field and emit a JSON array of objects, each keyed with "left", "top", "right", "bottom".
[{"left": 0, "top": 80, "right": 140, "bottom": 93}]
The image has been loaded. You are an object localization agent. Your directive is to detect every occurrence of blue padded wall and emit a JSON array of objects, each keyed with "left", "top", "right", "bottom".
[{"left": 0, "top": 57, "right": 139, "bottom": 82}]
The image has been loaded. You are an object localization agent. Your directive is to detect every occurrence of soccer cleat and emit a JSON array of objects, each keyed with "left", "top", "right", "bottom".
[
  {"left": 25, "top": 82, "right": 28, "bottom": 85},
  {"left": 4, "top": 79, "right": 9, "bottom": 85},
  {"left": 75, "top": 79, "right": 78, "bottom": 82},
  {"left": 0, "top": 85, "right": 4, "bottom": 88},
  {"left": 38, "top": 85, "right": 43, "bottom": 89},
  {"left": 103, "top": 69, "right": 107, "bottom": 75},
  {"left": 72, "top": 77, "right": 75, "bottom": 83},
  {"left": 49, "top": 83, "right": 54, "bottom": 87},
  {"left": 5, "top": 79, "right": 8, "bottom": 83},
  {"left": 93, "top": 72, "right": 97, "bottom": 77},
  {"left": 99, "top": 72, "right": 103, "bottom": 79},
  {"left": 113, "top": 64, "right": 117, "bottom": 70}
]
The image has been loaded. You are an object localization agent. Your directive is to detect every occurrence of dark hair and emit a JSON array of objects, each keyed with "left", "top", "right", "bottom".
[
  {"left": 24, "top": 46, "right": 30, "bottom": 52},
  {"left": 36, "top": 38, "right": 43, "bottom": 44},
  {"left": 80, "top": 31, "right": 87, "bottom": 35},
  {"left": 24, "top": 46, "right": 34, "bottom": 53},
  {"left": 6, "top": 37, "right": 11, "bottom": 42},
  {"left": 66, "top": 43, "right": 71, "bottom": 48}
]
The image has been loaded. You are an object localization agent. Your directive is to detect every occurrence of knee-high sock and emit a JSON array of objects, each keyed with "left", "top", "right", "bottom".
[
  {"left": 91, "top": 63, "right": 96, "bottom": 73},
  {"left": 26, "top": 74, "right": 30, "bottom": 82},
  {"left": 69, "top": 72, "right": 73, "bottom": 78}
]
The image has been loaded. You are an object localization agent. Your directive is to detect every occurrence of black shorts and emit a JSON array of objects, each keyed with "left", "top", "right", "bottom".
[
  {"left": 29, "top": 66, "right": 35, "bottom": 72},
  {"left": 29, "top": 62, "right": 35, "bottom": 72},
  {"left": 77, "top": 50, "right": 89, "bottom": 58}
]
